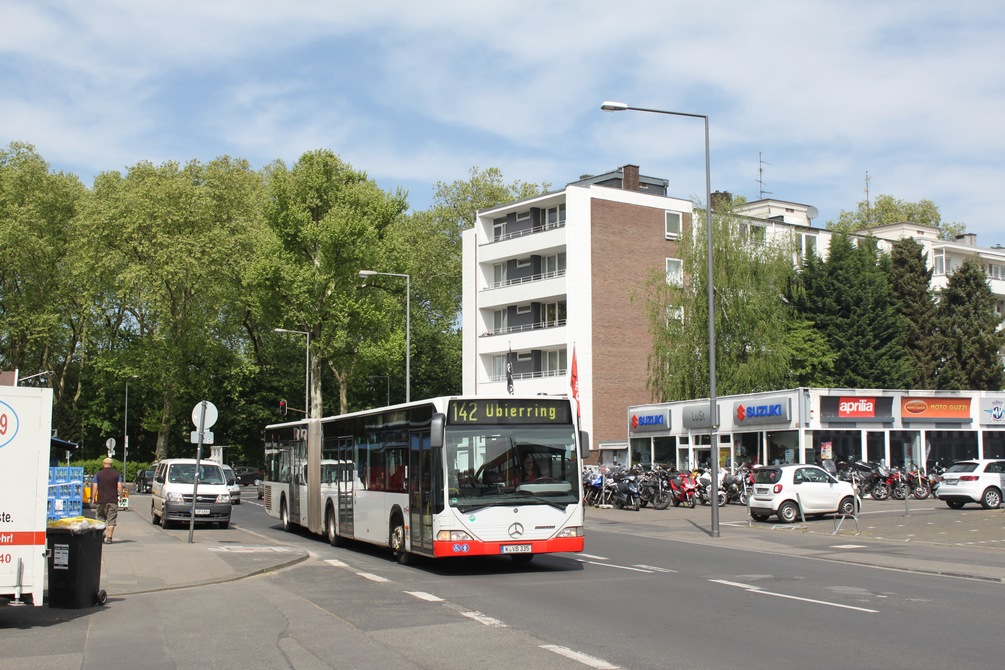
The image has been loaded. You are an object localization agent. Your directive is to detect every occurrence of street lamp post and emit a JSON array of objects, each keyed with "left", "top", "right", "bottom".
[
  {"left": 124, "top": 376, "right": 138, "bottom": 486},
  {"left": 274, "top": 328, "right": 311, "bottom": 418},
  {"left": 601, "top": 100, "right": 719, "bottom": 537},
  {"left": 359, "top": 270, "right": 410, "bottom": 404}
]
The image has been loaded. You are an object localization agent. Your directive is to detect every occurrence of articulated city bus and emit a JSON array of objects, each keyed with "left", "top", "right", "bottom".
[{"left": 262, "top": 395, "right": 588, "bottom": 563}]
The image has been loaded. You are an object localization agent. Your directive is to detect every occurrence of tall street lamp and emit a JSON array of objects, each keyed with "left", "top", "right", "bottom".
[
  {"left": 124, "top": 376, "right": 138, "bottom": 485},
  {"left": 274, "top": 328, "right": 311, "bottom": 418},
  {"left": 601, "top": 100, "right": 719, "bottom": 537},
  {"left": 359, "top": 270, "right": 410, "bottom": 404}
]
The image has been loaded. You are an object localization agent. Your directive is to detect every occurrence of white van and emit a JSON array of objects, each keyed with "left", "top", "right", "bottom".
[{"left": 150, "top": 459, "right": 232, "bottom": 529}]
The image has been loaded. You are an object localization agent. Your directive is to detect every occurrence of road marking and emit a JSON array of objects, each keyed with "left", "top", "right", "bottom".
[
  {"left": 577, "top": 559, "right": 653, "bottom": 573},
  {"left": 207, "top": 545, "right": 298, "bottom": 553},
  {"left": 462, "top": 611, "right": 508, "bottom": 627},
  {"left": 633, "top": 564, "right": 677, "bottom": 573},
  {"left": 578, "top": 553, "right": 609, "bottom": 560},
  {"left": 541, "top": 644, "right": 620, "bottom": 669},
  {"left": 831, "top": 544, "right": 867, "bottom": 549},
  {"left": 324, "top": 559, "right": 348, "bottom": 567},
  {"left": 709, "top": 579, "right": 878, "bottom": 613},
  {"left": 357, "top": 572, "right": 390, "bottom": 583},
  {"left": 405, "top": 591, "right": 444, "bottom": 602}
]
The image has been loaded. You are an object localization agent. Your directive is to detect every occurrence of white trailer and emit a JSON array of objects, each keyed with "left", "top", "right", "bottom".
[{"left": 0, "top": 386, "right": 53, "bottom": 606}]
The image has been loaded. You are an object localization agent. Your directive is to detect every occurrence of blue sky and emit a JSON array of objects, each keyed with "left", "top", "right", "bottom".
[{"left": 3, "top": 1, "right": 1005, "bottom": 246}]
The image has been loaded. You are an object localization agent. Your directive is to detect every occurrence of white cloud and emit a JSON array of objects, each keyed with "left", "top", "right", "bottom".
[{"left": 2, "top": 0, "right": 1004, "bottom": 243}]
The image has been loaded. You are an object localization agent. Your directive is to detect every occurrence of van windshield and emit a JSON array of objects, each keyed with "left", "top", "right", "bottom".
[{"left": 168, "top": 464, "right": 225, "bottom": 485}]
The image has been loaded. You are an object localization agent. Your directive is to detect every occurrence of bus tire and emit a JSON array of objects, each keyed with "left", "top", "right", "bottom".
[
  {"left": 280, "top": 498, "right": 291, "bottom": 532},
  {"left": 325, "top": 505, "right": 343, "bottom": 547},
  {"left": 389, "top": 514, "right": 410, "bottom": 565}
]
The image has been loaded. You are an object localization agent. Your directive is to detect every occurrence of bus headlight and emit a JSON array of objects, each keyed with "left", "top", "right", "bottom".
[
  {"left": 436, "top": 530, "right": 474, "bottom": 542},
  {"left": 556, "top": 526, "right": 582, "bottom": 538}
]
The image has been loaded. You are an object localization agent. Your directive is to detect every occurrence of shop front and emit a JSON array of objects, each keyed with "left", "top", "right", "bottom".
[{"left": 627, "top": 389, "right": 1005, "bottom": 472}]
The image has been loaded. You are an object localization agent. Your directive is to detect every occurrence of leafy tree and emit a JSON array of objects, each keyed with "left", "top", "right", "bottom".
[
  {"left": 828, "top": 194, "right": 965, "bottom": 240},
  {"left": 248, "top": 150, "right": 408, "bottom": 416},
  {"left": 888, "top": 237, "right": 938, "bottom": 388},
  {"left": 782, "top": 318, "right": 837, "bottom": 387},
  {"left": 75, "top": 157, "right": 264, "bottom": 461},
  {"left": 791, "top": 234, "right": 911, "bottom": 389},
  {"left": 646, "top": 205, "right": 796, "bottom": 401},
  {"left": 0, "top": 142, "right": 90, "bottom": 439},
  {"left": 932, "top": 259, "right": 1005, "bottom": 390}
]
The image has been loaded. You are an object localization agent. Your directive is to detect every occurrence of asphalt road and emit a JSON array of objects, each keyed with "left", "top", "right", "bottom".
[{"left": 3, "top": 491, "right": 1003, "bottom": 669}]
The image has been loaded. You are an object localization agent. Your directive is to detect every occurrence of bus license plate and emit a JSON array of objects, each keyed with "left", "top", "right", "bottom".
[
  {"left": 195, "top": 508, "right": 211, "bottom": 515},
  {"left": 501, "top": 544, "right": 531, "bottom": 554}
]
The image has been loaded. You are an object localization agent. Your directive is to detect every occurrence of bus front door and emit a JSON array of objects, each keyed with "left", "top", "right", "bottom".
[{"left": 409, "top": 431, "right": 434, "bottom": 555}]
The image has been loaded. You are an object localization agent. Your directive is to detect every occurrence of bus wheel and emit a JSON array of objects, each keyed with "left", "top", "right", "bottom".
[
  {"left": 390, "top": 516, "right": 410, "bottom": 565},
  {"left": 326, "top": 506, "right": 342, "bottom": 547},
  {"left": 280, "top": 499, "right": 291, "bottom": 532}
]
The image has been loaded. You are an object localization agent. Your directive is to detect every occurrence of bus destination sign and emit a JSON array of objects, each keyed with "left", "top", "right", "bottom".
[{"left": 448, "top": 399, "right": 571, "bottom": 425}]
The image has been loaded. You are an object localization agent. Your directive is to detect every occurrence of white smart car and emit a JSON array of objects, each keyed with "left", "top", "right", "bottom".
[
  {"left": 749, "top": 463, "right": 858, "bottom": 523},
  {"left": 935, "top": 459, "right": 1005, "bottom": 509}
]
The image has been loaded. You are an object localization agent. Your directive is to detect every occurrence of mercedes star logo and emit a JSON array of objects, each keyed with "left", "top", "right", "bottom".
[{"left": 508, "top": 523, "right": 524, "bottom": 539}]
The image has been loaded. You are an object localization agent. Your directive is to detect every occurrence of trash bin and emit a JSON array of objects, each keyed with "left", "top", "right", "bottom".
[{"left": 46, "top": 525, "right": 107, "bottom": 608}]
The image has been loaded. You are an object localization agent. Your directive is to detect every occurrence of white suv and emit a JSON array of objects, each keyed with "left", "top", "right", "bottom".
[
  {"left": 935, "top": 459, "right": 1005, "bottom": 509},
  {"left": 749, "top": 463, "right": 858, "bottom": 523}
]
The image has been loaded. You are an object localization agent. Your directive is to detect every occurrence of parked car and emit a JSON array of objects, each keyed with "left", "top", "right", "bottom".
[
  {"left": 232, "top": 466, "right": 262, "bottom": 487},
  {"left": 935, "top": 459, "right": 1005, "bottom": 509},
  {"left": 221, "top": 464, "right": 242, "bottom": 505},
  {"left": 134, "top": 469, "right": 155, "bottom": 494},
  {"left": 748, "top": 463, "right": 858, "bottom": 523}
]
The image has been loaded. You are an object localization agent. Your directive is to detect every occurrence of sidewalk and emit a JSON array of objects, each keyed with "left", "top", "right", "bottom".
[
  {"left": 96, "top": 505, "right": 309, "bottom": 596},
  {"left": 586, "top": 498, "right": 1005, "bottom": 582}
]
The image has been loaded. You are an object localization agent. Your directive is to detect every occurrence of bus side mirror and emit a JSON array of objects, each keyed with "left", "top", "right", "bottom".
[
  {"left": 430, "top": 413, "right": 445, "bottom": 448},
  {"left": 579, "top": 431, "right": 590, "bottom": 459}
]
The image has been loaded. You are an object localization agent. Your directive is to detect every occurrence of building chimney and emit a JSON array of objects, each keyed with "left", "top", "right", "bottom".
[
  {"left": 955, "top": 233, "right": 977, "bottom": 247},
  {"left": 710, "top": 191, "right": 732, "bottom": 211},
  {"left": 622, "top": 165, "right": 640, "bottom": 192}
]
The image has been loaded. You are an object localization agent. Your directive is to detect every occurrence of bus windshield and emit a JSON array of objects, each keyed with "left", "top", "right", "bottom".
[{"left": 445, "top": 425, "right": 579, "bottom": 512}]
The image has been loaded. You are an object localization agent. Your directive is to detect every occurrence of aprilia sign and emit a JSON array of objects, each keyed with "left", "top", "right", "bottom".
[{"left": 838, "top": 397, "right": 876, "bottom": 418}]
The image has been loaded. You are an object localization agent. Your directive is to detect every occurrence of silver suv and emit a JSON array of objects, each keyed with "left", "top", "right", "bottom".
[{"left": 935, "top": 459, "right": 1005, "bottom": 509}]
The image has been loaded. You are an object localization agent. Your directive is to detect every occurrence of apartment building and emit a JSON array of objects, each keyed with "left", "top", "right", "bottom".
[
  {"left": 462, "top": 172, "right": 1004, "bottom": 463},
  {"left": 732, "top": 199, "right": 1005, "bottom": 318},
  {"left": 461, "top": 165, "right": 693, "bottom": 457}
]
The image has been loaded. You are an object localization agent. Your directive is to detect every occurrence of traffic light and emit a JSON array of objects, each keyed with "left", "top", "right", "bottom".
[{"left": 279, "top": 399, "right": 287, "bottom": 416}]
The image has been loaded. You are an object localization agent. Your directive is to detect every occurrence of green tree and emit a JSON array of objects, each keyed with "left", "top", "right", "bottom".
[
  {"left": 782, "top": 318, "right": 837, "bottom": 387},
  {"left": 792, "top": 234, "right": 911, "bottom": 389},
  {"left": 828, "top": 194, "right": 965, "bottom": 240},
  {"left": 0, "top": 142, "right": 90, "bottom": 439},
  {"left": 249, "top": 150, "right": 408, "bottom": 416},
  {"left": 932, "top": 259, "right": 1005, "bottom": 390},
  {"left": 646, "top": 206, "right": 796, "bottom": 401},
  {"left": 888, "top": 237, "right": 938, "bottom": 388},
  {"left": 76, "top": 157, "right": 264, "bottom": 461}
]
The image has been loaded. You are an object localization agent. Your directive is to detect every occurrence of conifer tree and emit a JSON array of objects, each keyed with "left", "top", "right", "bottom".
[
  {"left": 888, "top": 238, "right": 938, "bottom": 389},
  {"left": 932, "top": 259, "right": 1005, "bottom": 390}
]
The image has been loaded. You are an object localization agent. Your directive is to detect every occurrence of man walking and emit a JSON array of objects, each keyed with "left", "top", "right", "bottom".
[{"left": 92, "top": 457, "right": 122, "bottom": 544}]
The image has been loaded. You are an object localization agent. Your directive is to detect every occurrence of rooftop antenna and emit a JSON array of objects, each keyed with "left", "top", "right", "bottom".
[
  {"left": 757, "top": 152, "right": 772, "bottom": 200},
  {"left": 864, "top": 171, "right": 871, "bottom": 222}
]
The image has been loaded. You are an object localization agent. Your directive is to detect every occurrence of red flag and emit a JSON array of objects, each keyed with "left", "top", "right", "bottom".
[{"left": 570, "top": 346, "right": 580, "bottom": 417}]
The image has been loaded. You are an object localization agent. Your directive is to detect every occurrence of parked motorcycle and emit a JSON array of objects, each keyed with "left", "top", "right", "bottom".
[
  {"left": 667, "top": 469, "right": 698, "bottom": 508},
  {"left": 694, "top": 468, "right": 728, "bottom": 506},
  {"left": 611, "top": 470, "right": 641, "bottom": 511}
]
